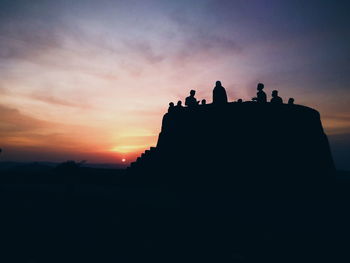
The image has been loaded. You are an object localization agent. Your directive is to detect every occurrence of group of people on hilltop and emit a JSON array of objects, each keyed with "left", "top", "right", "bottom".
[
  {"left": 184, "top": 81, "right": 228, "bottom": 107},
  {"left": 252, "top": 83, "right": 285, "bottom": 104},
  {"left": 168, "top": 81, "right": 294, "bottom": 112}
]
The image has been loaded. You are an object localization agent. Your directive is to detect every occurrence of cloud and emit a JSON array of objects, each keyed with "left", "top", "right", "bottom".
[
  {"left": 30, "top": 93, "right": 92, "bottom": 109},
  {"left": 123, "top": 40, "right": 165, "bottom": 64},
  {"left": 169, "top": 8, "right": 242, "bottom": 55},
  {"left": 0, "top": 84, "right": 93, "bottom": 109},
  {"left": 0, "top": 0, "right": 349, "bottom": 166},
  {"left": 0, "top": 24, "right": 61, "bottom": 60},
  {"left": 0, "top": 103, "right": 123, "bottom": 155},
  {"left": 0, "top": 104, "right": 138, "bottom": 163},
  {"left": 0, "top": 104, "right": 82, "bottom": 143},
  {"left": 323, "top": 114, "right": 350, "bottom": 135},
  {"left": 0, "top": 86, "right": 9, "bottom": 94},
  {"left": 0, "top": 0, "right": 67, "bottom": 61},
  {"left": 0, "top": 104, "right": 50, "bottom": 133}
]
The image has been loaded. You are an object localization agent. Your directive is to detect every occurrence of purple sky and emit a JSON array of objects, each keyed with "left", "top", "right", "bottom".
[{"left": 0, "top": 0, "right": 349, "bottom": 169}]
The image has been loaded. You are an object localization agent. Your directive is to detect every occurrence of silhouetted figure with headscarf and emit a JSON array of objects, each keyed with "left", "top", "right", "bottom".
[
  {"left": 288, "top": 98, "right": 294, "bottom": 105},
  {"left": 271, "top": 90, "right": 283, "bottom": 104},
  {"left": 252, "top": 83, "right": 267, "bottom": 103},
  {"left": 213, "top": 81, "right": 228, "bottom": 105},
  {"left": 185, "top": 90, "right": 198, "bottom": 107}
]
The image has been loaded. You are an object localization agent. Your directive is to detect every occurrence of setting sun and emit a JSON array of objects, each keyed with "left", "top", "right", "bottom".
[{"left": 0, "top": 0, "right": 348, "bottom": 169}]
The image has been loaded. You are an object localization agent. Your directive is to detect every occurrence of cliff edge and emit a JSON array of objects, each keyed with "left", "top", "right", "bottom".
[{"left": 128, "top": 101, "right": 335, "bottom": 187}]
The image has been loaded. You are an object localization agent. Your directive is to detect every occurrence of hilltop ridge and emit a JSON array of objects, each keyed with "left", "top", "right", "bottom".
[{"left": 128, "top": 100, "right": 335, "bottom": 188}]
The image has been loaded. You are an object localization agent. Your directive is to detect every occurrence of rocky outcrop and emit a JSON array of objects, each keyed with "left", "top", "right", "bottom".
[{"left": 128, "top": 102, "right": 335, "bottom": 186}]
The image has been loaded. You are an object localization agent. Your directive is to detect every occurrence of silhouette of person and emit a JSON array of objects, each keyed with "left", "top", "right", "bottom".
[
  {"left": 237, "top": 99, "right": 243, "bottom": 103},
  {"left": 201, "top": 99, "right": 206, "bottom": 105},
  {"left": 213, "top": 81, "right": 228, "bottom": 104},
  {"left": 252, "top": 83, "right": 267, "bottom": 103},
  {"left": 271, "top": 90, "right": 283, "bottom": 104},
  {"left": 168, "top": 102, "right": 175, "bottom": 112},
  {"left": 185, "top": 90, "right": 198, "bottom": 107},
  {"left": 176, "top": 100, "right": 183, "bottom": 108},
  {"left": 288, "top": 98, "right": 294, "bottom": 105}
]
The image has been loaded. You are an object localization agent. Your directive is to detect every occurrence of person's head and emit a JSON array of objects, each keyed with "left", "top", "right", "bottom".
[
  {"left": 288, "top": 98, "right": 294, "bottom": 105},
  {"left": 272, "top": 90, "right": 278, "bottom": 97},
  {"left": 177, "top": 100, "right": 182, "bottom": 106},
  {"left": 257, "top": 83, "right": 264, "bottom": 90},
  {"left": 237, "top": 99, "right": 243, "bottom": 103},
  {"left": 201, "top": 99, "right": 206, "bottom": 105},
  {"left": 169, "top": 102, "right": 174, "bottom": 107},
  {"left": 215, "top": 81, "right": 222, "bottom": 87},
  {"left": 190, "top": 90, "right": 196, "bottom": 96}
]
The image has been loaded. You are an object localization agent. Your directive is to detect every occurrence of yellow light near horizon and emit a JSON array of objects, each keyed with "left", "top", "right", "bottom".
[{"left": 110, "top": 145, "right": 150, "bottom": 153}]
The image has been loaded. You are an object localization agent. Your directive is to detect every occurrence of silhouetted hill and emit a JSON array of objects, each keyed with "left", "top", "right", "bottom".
[
  {"left": 128, "top": 102, "right": 335, "bottom": 191},
  {"left": 0, "top": 161, "right": 126, "bottom": 171},
  {"left": 0, "top": 102, "right": 344, "bottom": 262},
  {"left": 0, "top": 161, "right": 125, "bottom": 184}
]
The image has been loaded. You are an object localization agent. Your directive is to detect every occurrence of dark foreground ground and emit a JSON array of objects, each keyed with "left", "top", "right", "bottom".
[{"left": 0, "top": 166, "right": 349, "bottom": 262}]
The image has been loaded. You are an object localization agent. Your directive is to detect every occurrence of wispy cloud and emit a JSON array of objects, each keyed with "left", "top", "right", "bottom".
[
  {"left": 0, "top": 104, "right": 50, "bottom": 133},
  {"left": 0, "top": 104, "right": 108, "bottom": 152},
  {"left": 30, "top": 93, "right": 92, "bottom": 109},
  {"left": 123, "top": 40, "right": 165, "bottom": 64},
  {"left": 0, "top": 0, "right": 349, "bottom": 166},
  {"left": 323, "top": 114, "right": 350, "bottom": 135}
]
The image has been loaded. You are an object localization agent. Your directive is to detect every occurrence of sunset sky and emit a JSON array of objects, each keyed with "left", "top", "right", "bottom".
[{"left": 0, "top": 0, "right": 349, "bottom": 169}]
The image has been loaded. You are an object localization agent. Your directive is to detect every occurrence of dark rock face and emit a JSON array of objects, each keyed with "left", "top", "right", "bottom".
[
  {"left": 128, "top": 102, "right": 335, "bottom": 189},
  {"left": 125, "top": 101, "right": 337, "bottom": 262}
]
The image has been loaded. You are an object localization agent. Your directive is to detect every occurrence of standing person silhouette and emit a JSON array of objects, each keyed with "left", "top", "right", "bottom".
[
  {"left": 212, "top": 81, "right": 228, "bottom": 104},
  {"left": 185, "top": 90, "right": 198, "bottom": 107}
]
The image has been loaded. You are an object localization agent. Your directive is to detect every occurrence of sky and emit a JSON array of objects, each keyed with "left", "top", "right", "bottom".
[{"left": 0, "top": 0, "right": 349, "bottom": 169}]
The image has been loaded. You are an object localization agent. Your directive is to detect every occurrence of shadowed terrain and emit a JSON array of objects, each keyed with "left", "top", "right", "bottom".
[{"left": 0, "top": 100, "right": 347, "bottom": 262}]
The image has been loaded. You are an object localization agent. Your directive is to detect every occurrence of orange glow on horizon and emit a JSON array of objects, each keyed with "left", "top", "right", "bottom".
[
  {"left": 110, "top": 145, "right": 154, "bottom": 154},
  {"left": 0, "top": 5, "right": 348, "bottom": 165}
]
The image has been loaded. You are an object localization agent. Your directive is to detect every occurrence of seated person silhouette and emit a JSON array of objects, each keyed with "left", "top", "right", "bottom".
[
  {"left": 213, "top": 81, "right": 228, "bottom": 104},
  {"left": 271, "top": 90, "right": 283, "bottom": 104},
  {"left": 201, "top": 99, "right": 206, "bottom": 105},
  {"left": 176, "top": 100, "right": 183, "bottom": 108},
  {"left": 288, "top": 98, "right": 294, "bottom": 105},
  {"left": 185, "top": 90, "right": 199, "bottom": 107},
  {"left": 237, "top": 99, "right": 243, "bottom": 103},
  {"left": 252, "top": 83, "right": 267, "bottom": 103},
  {"left": 168, "top": 102, "right": 175, "bottom": 113}
]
